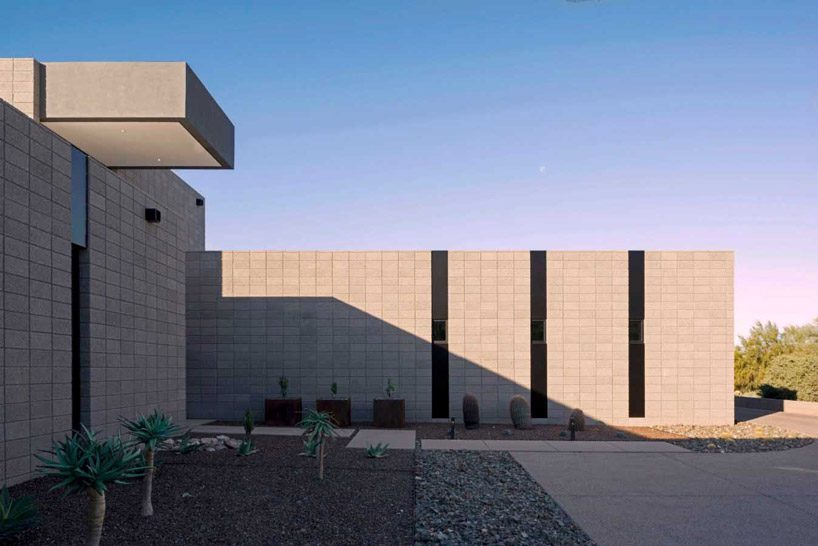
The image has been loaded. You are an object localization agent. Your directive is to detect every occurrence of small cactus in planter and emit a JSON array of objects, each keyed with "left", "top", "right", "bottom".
[
  {"left": 509, "top": 395, "right": 532, "bottom": 429},
  {"left": 385, "top": 378, "right": 396, "bottom": 398},
  {"left": 279, "top": 375, "right": 289, "bottom": 398},
  {"left": 568, "top": 408, "right": 586, "bottom": 432},
  {"left": 330, "top": 381, "right": 338, "bottom": 399},
  {"left": 462, "top": 393, "right": 480, "bottom": 430}
]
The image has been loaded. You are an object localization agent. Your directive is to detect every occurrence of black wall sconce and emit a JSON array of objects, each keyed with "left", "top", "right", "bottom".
[
  {"left": 196, "top": 198, "right": 204, "bottom": 207},
  {"left": 145, "top": 208, "right": 162, "bottom": 223}
]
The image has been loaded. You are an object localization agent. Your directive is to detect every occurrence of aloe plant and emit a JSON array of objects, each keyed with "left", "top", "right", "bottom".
[
  {"left": 120, "top": 410, "right": 182, "bottom": 517},
  {"left": 300, "top": 435, "right": 320, "bottom": 458},
  {"left": 365, "top": 443, "right": 390, "bottom": 458},
  {"left": 298, "top": 410, "right": 337, "bottom": 479},
  {"left": 36, "top": 426, "right": 144, "bottom": 546},
  {"left": 0, "top": 485, "right": 38, "bottom": 540}
]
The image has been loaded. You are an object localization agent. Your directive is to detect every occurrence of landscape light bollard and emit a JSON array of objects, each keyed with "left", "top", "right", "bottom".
[
  {"left": 448, "top": 418, "right": 456, "bottom": 439},
  {"left": 569, "top": 420, "right": 576, "bottom": 441}
]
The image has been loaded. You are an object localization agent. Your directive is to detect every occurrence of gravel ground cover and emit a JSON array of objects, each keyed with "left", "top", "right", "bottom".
[
  {"left": 653, "top": 423, "right": 814, "bottom": 453},
  {"left": 415, "top": 422, "right": 668, "bottom": 441},
  {"left": 415, "top": 449, "right": 594, "bottom": 545},
  {"left": 6, "top": 435, "right": 414, "bottom": 545}
]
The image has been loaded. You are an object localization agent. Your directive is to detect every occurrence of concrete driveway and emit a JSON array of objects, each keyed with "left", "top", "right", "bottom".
[{"left": 513, "top": 416, "right": 818, "bottom": 546}]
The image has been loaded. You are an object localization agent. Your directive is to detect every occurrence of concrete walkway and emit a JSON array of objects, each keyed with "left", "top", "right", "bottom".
[
  {"left": 346, "top": 429, "right": 416, "bottom": 449},
  {"left": 191, "top": 425, "right": 356, "bottom": 437},
  {"left": 737, "top": 407, "right": 818, "bottom": 437},
  {"left": 422, "top": 439, "right": 688, "bottom": 453},
  {"left": 514, "top": 442, "right": 818, "bottom": 546}
]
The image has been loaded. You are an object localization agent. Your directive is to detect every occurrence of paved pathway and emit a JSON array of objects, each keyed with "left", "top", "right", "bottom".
[
  {"left": 514, "top": 442, "right": 818, "bottom": 546},
  {"left": 422, "top": 439, "right": 687, "bottom": 453},
  {"left": 346, "top": 429, "right": 416, "bottom": 449},
  {"left": 736, "top": 407, "right": 818, "bottom": 437},
  {"left": 192, "top": 425, "right": 356, "bottom": 437}
]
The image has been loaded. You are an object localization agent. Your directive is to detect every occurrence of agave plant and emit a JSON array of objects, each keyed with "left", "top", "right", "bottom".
[
  {"left": 120, "top": 410, "right": 182, "bottom": 517},
  {"left": 0, "top": 485, "right": 38, "bottom": 540},
  {"left": 365, "top": 443, "right": 390, "bottom": 459},
  {"left": 298, "top": 410, "right": 337, "bottom": 479},
  {"left": 178, "top": 434, "right": 203, "bottom": 455},
  {"left": 36, "top": 426, "right": 144, "bottom": 546}
]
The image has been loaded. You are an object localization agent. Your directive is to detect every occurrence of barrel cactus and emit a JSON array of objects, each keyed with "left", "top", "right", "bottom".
[
  {"left": 462, "top": 393, "right": 480, "bottom": 430},
  {"left": 568, "top": 408, "right": 585, "bottom": 431},
  {"left": 509, "top": 395, "right": 531, "bottom": 429}
]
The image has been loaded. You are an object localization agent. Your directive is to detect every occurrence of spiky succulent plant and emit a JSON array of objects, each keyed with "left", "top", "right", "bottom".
[
  {"left": 365, "top": 443, "right": 390, "bottom": 458},
  {"left": 0, "top": 486, "right": 38, "bottom": 540},
  {"left": 301, "top": 436, "right": 320, "bottom": 458},
  {"left": 36, "top": 426, "right": 144, "bottom": 546},
  {"left": 298, "top": 410, "right": 338, "bottom": 479},
  {"left": 237, "top": 439, "right": 256, "bottom": 457},
  {"left": 279, "top": 375, "right": 289, "bottom": 398},
  {"left": 120, "top": 410, "right": 183, "bottom": 517},
  {"left": 385, "top": 378, "right": 396, "bottom": 398}
]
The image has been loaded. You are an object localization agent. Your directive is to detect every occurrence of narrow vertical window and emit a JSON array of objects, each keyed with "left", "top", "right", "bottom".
[
  {"left": 431, "top": 251, "right": 449, "bottom": 418},
  {"left": 628, "top": 250, "right": 646, "bottom": 418},
  {"left": 530, "top": 250, "right": 547, "bottom": 418}
]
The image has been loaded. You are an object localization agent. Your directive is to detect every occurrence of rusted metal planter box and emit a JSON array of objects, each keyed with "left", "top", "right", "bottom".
[
  {"left": 373, "top": 398, "right": 405, "bottom": 428},
  {"left": 264, "top": 398, "right": 302, "bottom": 426},
  {"left": 316, "top": 398, "right": 352, "bottom": 427}
]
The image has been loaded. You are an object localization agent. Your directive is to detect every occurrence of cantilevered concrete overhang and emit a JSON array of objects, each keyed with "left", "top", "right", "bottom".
[{"left": 40, "top": 62, "right": 234, "bottom": 169}]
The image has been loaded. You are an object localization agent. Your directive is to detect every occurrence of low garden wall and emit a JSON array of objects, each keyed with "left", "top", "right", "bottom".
[{"left": 736, "top": 396, "right": 818, "bottom": 417}]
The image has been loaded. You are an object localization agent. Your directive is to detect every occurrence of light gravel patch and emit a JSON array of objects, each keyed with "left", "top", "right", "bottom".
[
  {"left": 653, "top": 423, "right": 813, "bottom": 453},
  {"left": 415, "top": 449, "right": 594, "bottom": 545}
]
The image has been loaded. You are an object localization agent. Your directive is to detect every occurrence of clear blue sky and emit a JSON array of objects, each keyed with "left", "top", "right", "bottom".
[{"left": 5, "top": 0, "right": 817, "bottom": 337}]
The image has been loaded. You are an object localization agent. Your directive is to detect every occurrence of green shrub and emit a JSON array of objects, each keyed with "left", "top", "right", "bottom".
[
  {"left": 509, "top": 395, "right": 531, "bottom": 429},
  {"left": 760, "top": 351, "right": 818, "bottom": 402},
  {"left": 0, "top": 486, "right": 38, "bottom": 540}
]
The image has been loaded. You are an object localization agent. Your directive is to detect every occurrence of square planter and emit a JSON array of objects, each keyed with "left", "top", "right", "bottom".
[
  {"left": 373, "top": 398, "right": 405, "bottom": 428},
  {"left": 264, "top": 398, "right": 302, "bottom": 426},
  {"left": 316, "top": 398, "right": 352, "bottom": 427}
]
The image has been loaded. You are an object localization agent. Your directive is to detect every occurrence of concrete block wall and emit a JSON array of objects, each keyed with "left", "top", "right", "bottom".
[
  {"left": 546, "top": 251, "right": 630, "bottom": 425},
  {"left": 187, "top": 249, "right": 734, "bottom": 427},
  {"left": 79, "top": 164, "right": 204, "bottom": 436},
  {"left": 0, "top": 58, "right": 41, "bottom": 120},
  {"left": 1, "top": 97, "right": 205, "bottom": 484},
  {"left": 447, "top": 251, "right": 531, "bottom": 421},
  {"left": 644, "top": 251, "right": 734, "bottom": 425},
  {"left": 1, "top": 101, "right": 73, "bottom": 485},
  {"left": 186, "top": 251, "right": 432, "bottom": 422}
]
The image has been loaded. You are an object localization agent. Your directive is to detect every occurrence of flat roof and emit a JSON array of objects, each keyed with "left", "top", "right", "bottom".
[{"left": 41, "top": 62, "right": 234, "bottom": 169}]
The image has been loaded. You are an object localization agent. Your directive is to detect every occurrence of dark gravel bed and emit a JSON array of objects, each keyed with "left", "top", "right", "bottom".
[
  {"left": 415, "top": 422, "right": 661, "bottom": 441},
  {"left": 415, "top": 450, "right": 594, "bottom": 545},
  {"left": 6, "top": 435, "right": 414, "bottom": 545}
]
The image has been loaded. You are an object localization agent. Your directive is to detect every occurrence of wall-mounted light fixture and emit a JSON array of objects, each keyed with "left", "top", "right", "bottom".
[
  {"left": 145, "top": 208, "right": 162, "bottom": 223},
  {"left": 195, "top": 198, "right": 204, "bottom": 207}
]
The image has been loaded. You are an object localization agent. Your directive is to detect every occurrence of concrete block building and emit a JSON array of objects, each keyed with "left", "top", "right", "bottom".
[
  {"left": 186, "top": 250, "right": 734, "bottom": 426},
  {"left": 1, "top": 57, "right": 735, "bottom": 486}
]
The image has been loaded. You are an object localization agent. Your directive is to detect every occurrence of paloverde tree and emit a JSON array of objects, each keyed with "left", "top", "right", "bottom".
[
  {"left": 120, "top": 410, "right": 182, "bottom": 516},
  {"left": 36, "top": 426, "right": 144, "bottom": 546},
  {"left": 298, "top": 409, "right": 337, "bottom": 480}
]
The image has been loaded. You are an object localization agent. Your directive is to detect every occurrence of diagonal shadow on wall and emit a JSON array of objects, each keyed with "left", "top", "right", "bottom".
[{"left": 186, "top": 252, "right": 580, "bottom": 425}]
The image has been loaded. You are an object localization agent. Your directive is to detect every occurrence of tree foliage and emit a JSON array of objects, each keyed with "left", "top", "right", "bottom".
[{"left": 735, "top": 318, "right": 818, "bottom": 395}]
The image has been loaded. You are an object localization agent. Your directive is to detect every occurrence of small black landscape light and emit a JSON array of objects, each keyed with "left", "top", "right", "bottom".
[
  {"left": 145, "top": 208, "right": 162, "bottom": 223},
  {"left": 196, "top": 198, "right": 204, "bottom": 207}
]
